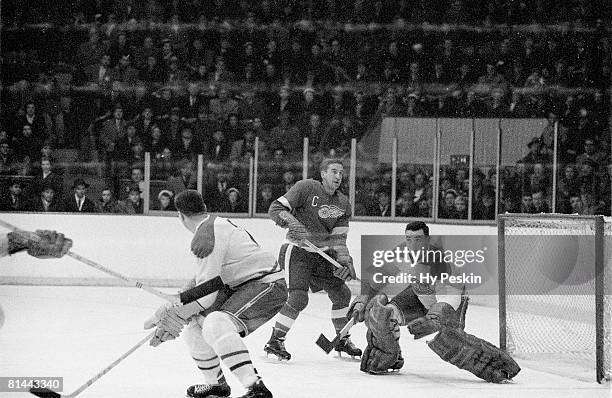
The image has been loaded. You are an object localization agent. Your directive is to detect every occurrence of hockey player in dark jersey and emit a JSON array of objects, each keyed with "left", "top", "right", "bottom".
[
  {"left": 264, "top": 158, "right": 361, "bottom": 360},
  {"left": 348, "top": 221, "right": 520, "bottom": 382}
]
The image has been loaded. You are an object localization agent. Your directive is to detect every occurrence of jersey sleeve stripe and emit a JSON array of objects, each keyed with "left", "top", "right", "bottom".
[{"left": 277, "top": 196, "right": 292, "bottom": 210}]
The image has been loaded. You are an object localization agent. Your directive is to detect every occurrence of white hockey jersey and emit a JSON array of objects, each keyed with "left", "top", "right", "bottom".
[{"left": 192, "top": 215, "right": 282, "bottom": 308}]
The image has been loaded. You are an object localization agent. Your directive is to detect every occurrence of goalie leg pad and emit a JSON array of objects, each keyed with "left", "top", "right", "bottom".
[
  {"left": 428, "top": 328, "right": 521, "bottom": 383},
  {"left": 361, "top": 295, "right": 402, "bottom": 374}
]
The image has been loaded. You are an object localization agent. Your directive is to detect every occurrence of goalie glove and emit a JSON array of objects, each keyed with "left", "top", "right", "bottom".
[
  {"left": 8, "top": 230, "right": 72, "bottom": 258},
  {"left": 144, "top": 300, "right": 205, "bottom": 347},
  {"left": 407, "top": 302, "right": 460, "bottom": 339},
  {"left": 278, "top": 210, "right": 310, "bottom": 244},
  {"left": 361, "top": 294, "right": 402, "bottom": 374},
  {"left": 347, "top": 294, "right": 371, "bottom": 323}
]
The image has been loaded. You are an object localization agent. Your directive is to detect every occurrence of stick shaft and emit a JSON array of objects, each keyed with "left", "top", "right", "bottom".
[
  {"left": 303, "top": 239, "right": 360, "bottom": 281},
  {"left": 65, "top": 331, "right": 155, "bottom": 398},
  {"left": 0, "top": 219, "right": 176, "bottom": 302}
]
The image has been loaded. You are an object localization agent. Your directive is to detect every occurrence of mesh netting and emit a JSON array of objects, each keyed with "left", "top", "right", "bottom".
[{"left": 502, "top": 215, "right": 611, "bottom": 383}]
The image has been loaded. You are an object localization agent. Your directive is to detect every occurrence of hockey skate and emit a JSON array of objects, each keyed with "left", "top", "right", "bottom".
[
  {"left": 264, "top": 329, "right": 291, "bottom": 361},
  {"left": 186, "top": 383, "right": 231, "bottom": 398},
  {"left": 334, "top": 334, "right": 362, "bottom": 358},
  {"left": 236, "top": 379, "right": 272, "bottom": 398}
]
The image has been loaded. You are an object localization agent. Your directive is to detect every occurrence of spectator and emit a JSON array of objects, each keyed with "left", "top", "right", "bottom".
[
  {"left": 219, "top": 187, "right": 247, "bottom": 213},
  {"left": 319, "top": 115, "right": 355, "bottom": 157},
  {"left": 256, "top": 184, "right": 274, "bottom": 214},
  {"left": 207, "top": 175, "right": 230, "bottom": 212},
  {"left": 454, "top": 195, "right": 468, "bottom": 219},
  {"left": 371, "top": 188, "right": 391, "bottom": 217},
  {"left": 115, "top": 124, "right": 141, "bottom": 162},
  {"left": 99, "top": 104, "right": 127, "bottom": 161},
  {"left": 267, "top": 112, "right": 301, "bottom": 157},
  {"left": 76, "top": 29, "right": 108, "bottom": 68},
  {"left": 576, "top": 138, "right": 607, "bottom": 168},
  {"left": 0, "top": 180, "right": 29, "bottom": 211},
  {"left": 473, "top": 188, "right": 496, "bottom": 220},
  {"left": 521, "top": 137, "right": 551, "bottom": 167},
  {"left": 139, "top": 55, "right": 165, "bottom": 83},
  {"left": 209, "top": 87, "right": 239, "bottom": 123},
  {"left": 396, "top": 190, "right": 416, "bottom": 217},
  {"left": 532, "top": 190, "right": 550, "bottom": 213},
  {"left": 84, "top": 54, "right": 112, "bottom": 87},
  {"left": 439, "top": 189, "right": 458, "bottom": 218},
  {"left": 181, "top": 83, "right": 205, "bottom": 122},
  {"left": 208, "top": 129, "right": 232, "bottom": 162},
  {"left": 165, "top": 56, "right": 189, "bottom": 84},
  {"left": 152, "top": 147, "right": 175, "bottom": 180},
  {"left": 12, "top": 125, "right": 42, "bottom": 166},
  {"left": 569, "top": 194, "right": 584, "bottom": 214},
  {"left": 30, "top": 157, "right": 63, "bottom": 200},
  {"left": 63, "top": 178, "right": 96, "bottom": 213},
  {"left": 519, "top": 192, "right": 535, "bottom": 213},
  {"left": 111, "top": 54, "right": 138, "bottom": 85},
  {"left": 121, "top": 185, "right": 144, "bottom": 214},
  {"left": 230, "top": 129, "right": 257, "bottom": 162},
  {"left": 31, "top": 185, "right": 63, "bottom": 212},
  {"left": 174, "top": 127, "right": 199, "bottom": 162},
  {"left": 225, "top": 113, "right": 244, "bottom": 142},
  {"left": 14, "top": 101, "right": 46, "bottom": 140},
  {"left": 301, "top": 113, "right": 326, "bottom": 151},
  {"left": 156, "top": 189, "right": 176, "bottom": 211},
  {"left": 238, "top": 88, "right": 268, "bottom": 123},
  {"left": 557, "top": 164, "right": 581, "bottom": 212},
  {"left": 95, "top": 187, "right": 125, "bottom": 213},
  {"left": 0, "top": 141, "right": 19, "bottom": 175},
  {"left": 166, "top": 159, "right": 197, "bottom": 195}
]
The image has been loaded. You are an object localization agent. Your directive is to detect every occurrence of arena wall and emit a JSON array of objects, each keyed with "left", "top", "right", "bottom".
[{"left": 0, "top": 214, "right": 496, "bottom": 307}]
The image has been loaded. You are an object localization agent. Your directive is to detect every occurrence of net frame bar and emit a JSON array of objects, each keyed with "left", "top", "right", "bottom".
[{"left": 497, "top": 213, "right": 607, "bottom": 384}]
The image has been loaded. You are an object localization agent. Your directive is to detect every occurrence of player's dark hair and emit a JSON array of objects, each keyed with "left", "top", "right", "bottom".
[
  {"left": 319, "top": 158, "right": 343, "bottom": 173},
  {"left": 175, "top": 189, "right": 207, "bottom": 216},
  {"left": 405, "top": 221, "right": 429, "bottom": 236}
]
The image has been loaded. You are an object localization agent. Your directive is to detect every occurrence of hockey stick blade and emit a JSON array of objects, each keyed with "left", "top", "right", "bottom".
[
  {"left": 30, "top": 388, "right": 61, "bottom": 398},
  {"left": 316, "top": 319, "right": 355, "bottom": 354}
]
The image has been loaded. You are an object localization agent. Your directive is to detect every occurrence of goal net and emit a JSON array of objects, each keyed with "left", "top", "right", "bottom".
[{"left": 498, "top": 214, "right": 611, "bottom": 383}]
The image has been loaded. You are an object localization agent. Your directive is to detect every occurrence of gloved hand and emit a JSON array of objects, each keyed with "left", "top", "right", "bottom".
[
  {"left": 329, "top": 245, "right": 356, "bottom": 281},
  {"left": 279, "top": 210, "right": 310, "bottom": 244},
  {"left": 347, "top": 294, "right": 371, "bottom": 323},
  {"left": 144, "top": 300, "right": 205, "bottom": 346},
  {"left": 407, "top": 302, "right": 459, "bottom": 339},
  {"left": 8, "top": 230, "right": 73, "bottom": 258}
]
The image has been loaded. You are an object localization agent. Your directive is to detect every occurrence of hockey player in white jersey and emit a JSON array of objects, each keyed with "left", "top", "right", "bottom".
[
  {"left": 349, "top": 221, "right": 520, "bottom": 382},
  {"left": 144, "top": 190, "right": 287, "bottom": 398}
]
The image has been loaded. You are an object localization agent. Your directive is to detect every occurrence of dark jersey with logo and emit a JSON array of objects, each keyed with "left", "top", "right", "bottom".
[{"left": 279, "top": 179, "right": 351, "bottom": 247}]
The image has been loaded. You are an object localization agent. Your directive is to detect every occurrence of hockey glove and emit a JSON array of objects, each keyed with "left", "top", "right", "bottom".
[
  {"left": 144, "top": 301, "right": 205, "bottom": 347},
  {"left": 407, "top": 302, "right": 460, "bottom": 339},
  {"left": 361, "top": 295, "right": 402, "bottom": 374},
  {"left": 8, "top": 230, "right": 73, "bottom": 258},
  {"left": 347, "top": 295, "right": 371, "bottom": 323},
  {"left": 279, "top": 210, "right": 310, "bottom": 244},
  {"left": 329, "top": 245, "right": 357, "bottom": 281}
]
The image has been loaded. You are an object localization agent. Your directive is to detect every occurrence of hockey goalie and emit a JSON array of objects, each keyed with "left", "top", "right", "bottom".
[{"left": 348, "top": 221, "right": 521, "bottom": 383}]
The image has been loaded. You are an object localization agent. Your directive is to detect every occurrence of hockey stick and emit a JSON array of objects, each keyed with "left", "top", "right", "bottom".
[
  {"left": 27, "top": 279, "right": 225, "bottom": 398},
  {"left": 302, "top": 239, "right": 360, "bottom": 281},
  {"left": 0, "top": 219, "right": 226, "bottom": 305},
  {"left": 316, "top": 318, "right": 355, "bottom": 354},
  {"left": 0, "top": 219, "right": 180, "bottom": 302},
  {"left": 30, "top": 330, "right": 155, "bottom": 398}
]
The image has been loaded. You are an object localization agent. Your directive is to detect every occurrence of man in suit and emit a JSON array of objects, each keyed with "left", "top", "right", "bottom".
[
  {"left": 63, "top": 178, "right": 96, "bottom": 213},
  {"left": 32, "top": 185, "right": 64, "bottom": 212},
  {"left": 99, "top": 104, "right": 127, "bottom": 161},
  {"left": 0, "top": 180, "right": 30, "bottom": 211}
]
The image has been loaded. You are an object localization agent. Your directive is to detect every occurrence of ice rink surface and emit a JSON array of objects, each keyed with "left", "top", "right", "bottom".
[{"left": 1, "top": 285, "right": 609, "bottom": 398}]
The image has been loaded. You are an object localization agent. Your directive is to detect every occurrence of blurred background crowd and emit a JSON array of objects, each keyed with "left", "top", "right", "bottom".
[{"left": 0, "top": 0, "right": 610, "bottom": 219}]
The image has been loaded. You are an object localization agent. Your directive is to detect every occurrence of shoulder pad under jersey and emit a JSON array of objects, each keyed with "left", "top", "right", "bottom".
[{"left": 191, "top": 215, "right": 217, "bottom": 258}]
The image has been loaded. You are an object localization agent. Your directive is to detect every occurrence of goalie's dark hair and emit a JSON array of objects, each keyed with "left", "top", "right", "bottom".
[
  {"left": 175, "top": 189, "right": 207, "bottom": 216},
  {"left": 405, "top": 221, "right": 429, "bottom": 236}
]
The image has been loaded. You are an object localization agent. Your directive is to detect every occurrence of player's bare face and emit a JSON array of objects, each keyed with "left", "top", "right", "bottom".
[
  {"left": 321, "top": 164, "right": 343, "bottom": 194},
  {"left": 405, "top": 229, "right": 428, "bottom": 252}
]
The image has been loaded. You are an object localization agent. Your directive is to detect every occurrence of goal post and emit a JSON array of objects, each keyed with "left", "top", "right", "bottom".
[{"left": 498, "top": 214, "right": 611, "bottom": 384}]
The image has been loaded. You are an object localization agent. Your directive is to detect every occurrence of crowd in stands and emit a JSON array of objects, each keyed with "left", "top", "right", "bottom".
[{"left": 0, "top": 0, "right": 610, "bottom": 217}]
